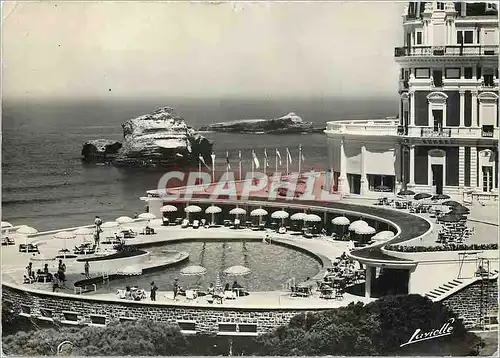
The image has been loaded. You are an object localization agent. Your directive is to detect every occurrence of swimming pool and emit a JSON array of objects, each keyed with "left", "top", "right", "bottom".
[{"left": 89, "top": 240, "right": 321, "bottom": 293}]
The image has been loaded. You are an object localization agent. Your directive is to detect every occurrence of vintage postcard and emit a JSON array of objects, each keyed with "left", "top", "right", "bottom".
[{"left": 1, "top": 1, "right": 498, "bottom": 356}]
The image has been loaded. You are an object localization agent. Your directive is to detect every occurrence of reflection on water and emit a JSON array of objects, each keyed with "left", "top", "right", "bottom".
[{"left": 93, "top": 241, "right": 321, "bottom": 293}]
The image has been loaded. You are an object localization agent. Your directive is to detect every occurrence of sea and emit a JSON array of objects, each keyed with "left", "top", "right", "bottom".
[{"left": 2, "top": 96, "right": 397, "bottom": 231}]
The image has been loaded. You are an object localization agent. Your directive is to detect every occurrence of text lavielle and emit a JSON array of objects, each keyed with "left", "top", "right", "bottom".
[{"left": 400, "top": 318, "right": 455, "bottom": 347}]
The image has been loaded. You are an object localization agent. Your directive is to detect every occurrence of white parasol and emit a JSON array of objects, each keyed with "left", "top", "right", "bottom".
[
  {"left": 185, "top": 205, "right": 202, "bottom": 220},
  {"left": 180, "top": 265, "right": 208, "bottom": 276},
  {"left": 161, "top": 205, "right": 178, "bottom": 213},
  {"left": 349, "top": 220, "right": 368, "bottom": 231},
  {"left": 332, "top": 216, "right": 350, "bottom": 226},
  {"left": 290, "top": 212, "right": 307, "bottom": 221},
  {"left": 116, "top": 216, "right": 134, "bottom": 225},
  {"left": 17, "top": 226, "right": 38, "bottom": 253},
  {"left": 271, "top": 210, "right": 289, "bottom": 219},
  {"left": 205, "top": 206, "right": 222, "bottom": 226},
  {"left": 354, "top": 225, "right": 376, "bottom": 235},
  {"left": 223, "top": 265, "right": 251, "bottom": 276},
  {"left": 1, "top": 221, "right": 13, "bottom": 229},
  {"left": 54, "top": 231, "right": 76, "bottom": 256},
  {"left": 250, "top": 208, "right": 268, "bottom": 217},
  {"left": 229, "top": 207, "right": 246, "bottom": 216},
  {"left": 250, "top": 208, "right": 268, "bottom": 226},
  {"left": 304, "top": 214, "right": 321, "bottom": 222}
]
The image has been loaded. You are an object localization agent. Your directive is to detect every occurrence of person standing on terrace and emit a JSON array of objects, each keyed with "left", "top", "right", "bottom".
[
  {"left": 150, "top": 281, "right": 158, "bottom": 301},
  {"left": 84, "top": 261, "right": 90, "bottom": 279}
]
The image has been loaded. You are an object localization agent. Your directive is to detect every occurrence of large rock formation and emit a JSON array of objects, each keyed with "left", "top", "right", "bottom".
[
  {"left": 199, "top": 112, "right": 320, "bottom": 134},
  {"left": 81, "top": 139, "right": 122, "bottom": 162},
  {"left": 81, "top": 107, "right": 213, "bottom": 168}
]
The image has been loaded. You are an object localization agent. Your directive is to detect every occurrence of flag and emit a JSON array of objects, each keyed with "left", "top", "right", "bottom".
[
  {"left": 226, "top": 151, "right": 231, "bottom": 170},
  {"left": 300, "top": 145, "right": 305, "bottom": 162},
  {"left": 276, "top": 148, "right": 282, "bottom": 166},
  {"left": 210, "top": 152, "right": 215, "bottom": 166},
  {"left": 239, "top": 150, "right": 242, "bottom": 163},
  {"left": 199, "top": 154, "right": 209, "bottom": 169},
  {"left": 264, "top": 149, "right": 269, "bottom": 167},
  {"left": 252, "top": 150, "right": 260, "bottom": 169},
  {"left": 286, "top": 148, "right": 293, "bottom": 164}
]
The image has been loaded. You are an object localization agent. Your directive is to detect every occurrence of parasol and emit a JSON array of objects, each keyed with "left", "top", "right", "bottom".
[
  {"left": 223, "top": 265, "right": 251, "bottom": 276},
  {"left": 332, "top": 216, "right": 350, "bottom": 226}
]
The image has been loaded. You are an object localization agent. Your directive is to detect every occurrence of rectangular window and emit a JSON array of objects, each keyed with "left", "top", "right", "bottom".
[
  {"left": 20, "top": 304, "right": 31, "bottom": 316},
  {"left": 416, "top": 31, "right": 423, "bottom": 45},
  {"left": 238, "top": 324, "right": 257, "bottom": 333},
  {"left": 177, "top": 321, "right": 196, "bottom": 331},
  {"left": 457, "top": 31, "right": 463, "bottom": 44},
  {"left": 40, "top": 309, "right": 53, "bottom": 319},
  {"left": 90, "top": 315, "right": 106, "bottom": 326},
  {"left": 445, "top": 68, "right": 461, "bottom": 79},
  {"left": 464, "top": 31, "right": 474, "bottom": 44},
  {"left": 464, "top": 67, "right": 473, "bottom": 79},
  {"left": 62, "top": 311, "right": 79, "bottom": 322},
  {"left": 436, "top": 2, "right": 445, "bottom": 10},
  {"left": 218, "top": 323, "right": 237, "bottom": 332},
  {"left": 415, "top": 68, "right": 430, "bottom": 78},
  {"left": 433, "top": 70, "right": 443, "bottom": 87},
  {"left": 464, "top": 147, "right": 471, "bottom": 187},
  {"left": 477, "top": 66, "right": 482, "bottom": 79}
]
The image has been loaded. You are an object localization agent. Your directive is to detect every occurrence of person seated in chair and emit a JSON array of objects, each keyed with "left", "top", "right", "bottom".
[
  {"left": 23, "top": 275, "right": 33, "bottom": 284},
  {"left": 207, "top": 283, "right": 215, "bottom": 295}
]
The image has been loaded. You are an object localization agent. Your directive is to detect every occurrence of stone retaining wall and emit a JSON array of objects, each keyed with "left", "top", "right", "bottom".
[
  {"left": 441, "top": 277, "right": 498, "bottom": 327},
  {"left": 2, "top": 284, "right": 324, "bottom": 334}
]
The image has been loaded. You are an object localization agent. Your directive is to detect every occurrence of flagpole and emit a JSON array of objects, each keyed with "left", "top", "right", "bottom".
[
  {"left": 239, "top": 151, "right": 242, "bottom": 182},
  {"left": 298, "top": 145, "right": 302, "bottom": 174},
  {"left": 251, "top": 152, "right": 254, "bottom": 180},
  {"left": 275, "top": 149, "right": 278, "bottom": 175},
  {"left": 286, "top": 153, "right": 289, "bottom": 176},
  {"left": 198, "top": 158, "right": 202, "bottom": 182},
  {"left": 211, "top": 153, "right": 215, "bottom": 183}
]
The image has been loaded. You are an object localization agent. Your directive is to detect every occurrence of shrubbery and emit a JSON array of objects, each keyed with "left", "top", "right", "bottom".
[{"left": 386, "top": 243, "right": 498, "bottom": 252}]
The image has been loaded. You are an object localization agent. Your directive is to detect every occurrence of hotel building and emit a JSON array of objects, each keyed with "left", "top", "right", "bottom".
[{"left": 325, "top": 1, "right": 499, "bottom": 199}]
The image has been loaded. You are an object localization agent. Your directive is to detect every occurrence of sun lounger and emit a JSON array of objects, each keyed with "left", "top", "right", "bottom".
[
  {"left": 181, "top": 219, "right": 190, "bottom": 228},
  {"left": 278, "top": 226, "right": 287, "bottom": 234},
  {"left": 18, "top": 243, "right": 39, "bottom": 253}
]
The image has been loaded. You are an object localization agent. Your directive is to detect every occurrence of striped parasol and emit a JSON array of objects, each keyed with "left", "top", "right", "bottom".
[{"left": 215, "top": 272, "right": 223, "bottom": 293}]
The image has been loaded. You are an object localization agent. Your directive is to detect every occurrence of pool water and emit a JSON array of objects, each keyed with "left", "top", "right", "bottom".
[{"left": 92, "top": 240, "right": 321, "bottom": 293}]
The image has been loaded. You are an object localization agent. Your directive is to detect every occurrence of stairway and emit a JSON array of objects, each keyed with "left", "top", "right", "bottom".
[{"left": 425, "top": 279, "right": 464, "bottom": 301}]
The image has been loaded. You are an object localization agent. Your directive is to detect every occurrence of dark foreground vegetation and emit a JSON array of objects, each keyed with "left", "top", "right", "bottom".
[{"left": 2, "top": 294, "right": 487, "bottom": 356}]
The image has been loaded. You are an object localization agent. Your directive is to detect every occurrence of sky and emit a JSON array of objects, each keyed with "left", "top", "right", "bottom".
[{"left": 2, "top": 1, "right": 404, "bottom": 99}]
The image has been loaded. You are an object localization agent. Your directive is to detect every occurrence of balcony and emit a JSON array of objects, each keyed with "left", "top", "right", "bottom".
[
  {"left": 420, "top": 128, "right": 451, "bottom": 137},
  {"left": 395, "top": 45, "right": 499, "bottom": 57},
  {"left": 325, "top": 119, "right": 399, "bottom": 137},
  {"left": 482, "top": 125, "right": 494, "bottom": 138}
]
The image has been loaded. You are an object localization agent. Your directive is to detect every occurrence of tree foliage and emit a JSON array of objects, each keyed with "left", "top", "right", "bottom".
[
  {"left": 250, "top": 295, "right": 484, "bottom": 356},
  {"left": 2, "top": 320, "right": 189, "bottom": 356}
]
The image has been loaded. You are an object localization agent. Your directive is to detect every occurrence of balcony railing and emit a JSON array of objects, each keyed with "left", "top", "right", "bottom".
[
  {"left": 395, "top": 45, "right": 499, "bottom": 57},
  {"left": 420, "top": 128, "right": 452, "bottom": 137},
  {"left": 325, "top": 119, "right": 399, "bottom": 136},
  {"left": 482, "top": 126, "right": 494, "bottom": 138}
]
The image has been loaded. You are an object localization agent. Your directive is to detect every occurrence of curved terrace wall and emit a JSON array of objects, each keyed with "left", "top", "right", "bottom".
[{"left": 1, "top": 283, "right": 326, "bottom": 334}]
